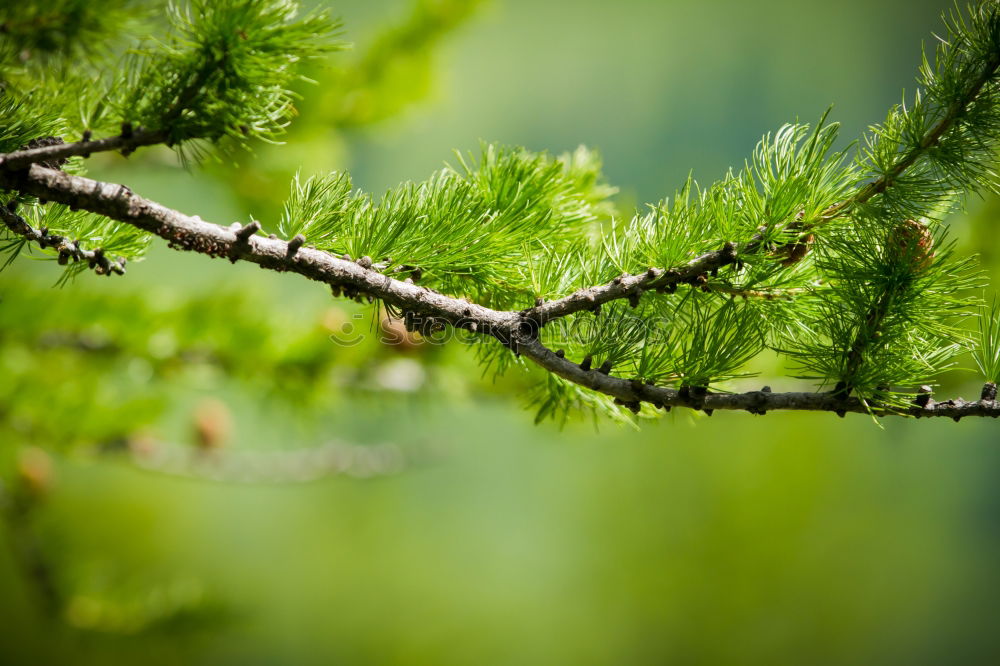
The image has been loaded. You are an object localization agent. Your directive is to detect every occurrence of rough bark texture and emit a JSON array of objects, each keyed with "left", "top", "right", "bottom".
[
  {"left": 0, "top": 164, "right": 520, "bottom": 335},
  {"left": 0, "top": 128, "right": 167, "bottom": 171}
]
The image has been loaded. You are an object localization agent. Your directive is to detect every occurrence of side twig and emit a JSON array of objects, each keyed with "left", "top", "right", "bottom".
[
  {"left": 0, "top": 128, "right": 168, "bottom": 172},
  {"left": 524, "top": 49, "right": 1000, "bottom": 324},
  {"left": 0, "top": 200, "right": 126, "bottom": 275}
]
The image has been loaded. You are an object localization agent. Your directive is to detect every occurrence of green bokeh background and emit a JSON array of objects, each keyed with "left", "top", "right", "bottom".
[{"left": 4, "top": 0, "right": 1000, "bottom": 663}]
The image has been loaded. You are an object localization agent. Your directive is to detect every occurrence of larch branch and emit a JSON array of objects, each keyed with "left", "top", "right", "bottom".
[{"left": 2, "top": 163, "right": 996, "bottom": 420}]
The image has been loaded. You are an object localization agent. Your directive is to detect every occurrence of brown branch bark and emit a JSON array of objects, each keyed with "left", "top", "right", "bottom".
[
  {"left": 0, "top": 164, "right": 521, "bottom": 336},
  {"left": 518, "top": 338, "right": 1000, "bottom": 419},
  {"left": 0, "top": 128, "right": 168, "bottom": 171}
]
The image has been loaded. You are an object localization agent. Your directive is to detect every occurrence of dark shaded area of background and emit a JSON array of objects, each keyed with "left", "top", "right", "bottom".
[{"left": 3, "top": 1, "right": 1000, "bottom": 664}]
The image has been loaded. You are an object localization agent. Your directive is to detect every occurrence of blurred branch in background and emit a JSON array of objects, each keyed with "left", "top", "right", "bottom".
[
  {"left": 2, "top": 427, "right": 429, "bottom": 639},
  {"left": 127, "top": 436, "right": 420, "bottom": 482},
  {"left": 2, "top": 446, "right": 216, "bottom": 638},
  {"left": 0, "top": 275, "right": 497, "bottom": 451},
  {"left": 1, "top": 445, "right": 224, "bottom": 636}
]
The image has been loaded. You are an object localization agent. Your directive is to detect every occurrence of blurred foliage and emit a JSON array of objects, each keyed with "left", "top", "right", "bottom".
[
  {"left": 323, "top": 0, "right": 487, "bottom": 127},
  {"left": 0, "top": 275, "right": 490, "bottom": 450},
  {"left": 4, "top": 410, "right": 1000, "bottom": 664},
  {"left": 116, "top": 0, "right": 345, "bottom": 156},
  {"left": 205, "top": 0, "right": 490, "bottom": 222},
  {"left": 0, "top": 0, "right": 147, "bottom": 72}
]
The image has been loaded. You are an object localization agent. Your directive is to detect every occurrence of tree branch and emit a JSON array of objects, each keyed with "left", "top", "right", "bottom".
[
  {"left": 1, "top": 163, "right": 996, "bottom": 420},
  {"left": 0, "top": 164, "right": 520, "bottom": 336},
  {"left": 129, "top": 438, "right": 416, "bottom": 482},
  {"left": 0, "top": 128, "right": 168, "bottom": 171},
  {"left": 527, "top": 243, "right": 739, "bottom": 325}
]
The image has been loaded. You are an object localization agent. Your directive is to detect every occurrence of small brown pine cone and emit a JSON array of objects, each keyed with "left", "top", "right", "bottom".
[
  {"left": 775, "top": 233, "right": 815, "bottom": 267},
  {"left": 887, "top": 219, "right": 935, "bottom": 270}
]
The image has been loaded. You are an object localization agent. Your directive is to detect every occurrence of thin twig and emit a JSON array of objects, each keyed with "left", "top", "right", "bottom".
[
  {"left": 0, "top": 128, "right": 168, "bottom": 172},
  {"left": 700, "top": 283, "right": 811, "bottom": 300},
  {"left": 517, "top": 338, "right": 1000, "bottom": 419},
  {"left": 0, "top": 201, "right": 126, "bottom": 275},
  {"left": 813, "top": 51, "right": 1000, "bottom": 227}
]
